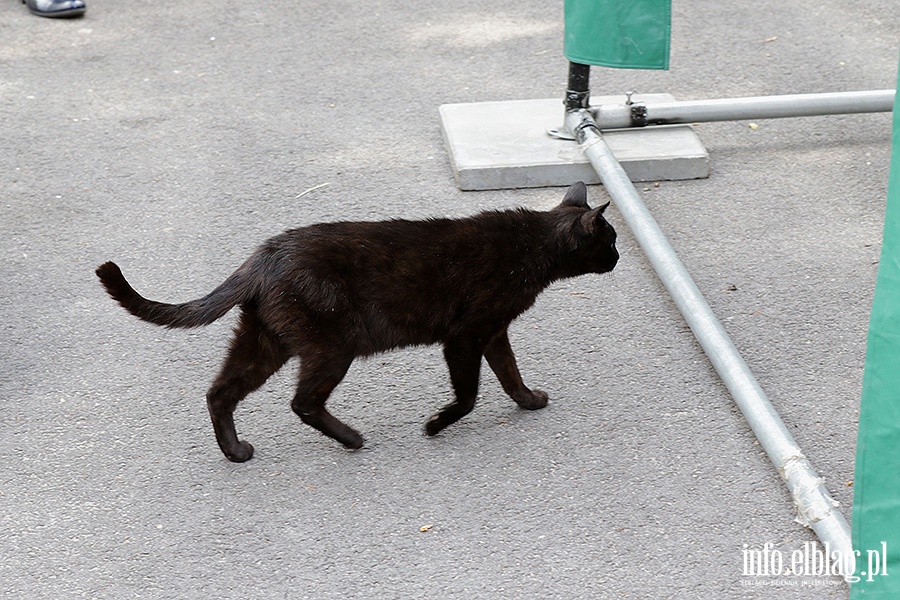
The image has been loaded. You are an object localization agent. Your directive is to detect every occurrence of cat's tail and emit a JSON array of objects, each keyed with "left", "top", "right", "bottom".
[{"left": 95, "top": 260, "right": 258, "bottom": 328}]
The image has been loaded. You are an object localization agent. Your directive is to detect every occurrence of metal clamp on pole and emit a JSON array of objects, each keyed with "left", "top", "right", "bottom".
[
  {"left": 567, "top": 109, "right": 601, "bottom": 145},
  {"left": 629, "top": 102, "right": 648, "bottom": 127}
]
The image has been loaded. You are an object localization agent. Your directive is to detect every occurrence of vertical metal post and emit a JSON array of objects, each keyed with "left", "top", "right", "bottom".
[
  {"left": 565, "top": 62, "right": 592, "bottom": 112},
  {"left": 563, "top": 107, "right": 855, "bottom": 578}
]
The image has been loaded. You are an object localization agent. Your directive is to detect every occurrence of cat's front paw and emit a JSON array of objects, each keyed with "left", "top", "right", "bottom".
[
  {"left": 424, "top": 413, "right": 446, "bottom": 437},
  {"left": 224, "top": 440, "right": 255, "bottom": 462},
  {"left": 341, "top": 431, "right": 365, "bottom": 450},
  {"left": 515, "top": 390, "right": 549, "bottom": 410}
]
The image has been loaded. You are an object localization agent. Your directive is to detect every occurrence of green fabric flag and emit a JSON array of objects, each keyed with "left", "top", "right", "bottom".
[
  {"left": 850, "top": 57, "right": 900, "bottom": 596},
  {"left": 564, "top": 0, "right": 671, "bottom": 70}
]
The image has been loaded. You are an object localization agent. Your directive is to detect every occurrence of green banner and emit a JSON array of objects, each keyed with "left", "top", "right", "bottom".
[
  {"left": 850, "top": 60, "right": 900, "bottom": 596},
  {"left": 564, "top": 0, "right": 671, "bottom": 70}
]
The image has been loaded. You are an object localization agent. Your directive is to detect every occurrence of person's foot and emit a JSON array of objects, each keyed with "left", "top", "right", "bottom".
[{"left": 23, "top": 0, "right": 86, "bottom": 18}]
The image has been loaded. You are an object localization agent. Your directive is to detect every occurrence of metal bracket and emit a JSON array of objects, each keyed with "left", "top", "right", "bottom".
[
  {"left": 564, "top": 89, "right": 591, "bottom": 112},
  {"left": 630, "top": 102, "right": 649, "bottom": 127}
]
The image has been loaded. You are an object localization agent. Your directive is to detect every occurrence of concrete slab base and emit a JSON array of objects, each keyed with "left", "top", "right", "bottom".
[{"left": 439, "top": 94, "right": 710, "bottom": 191}]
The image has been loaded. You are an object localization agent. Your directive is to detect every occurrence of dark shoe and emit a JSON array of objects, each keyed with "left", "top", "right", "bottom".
[{"left": 23, "top": 0, "right": 86, "bottom": 18}]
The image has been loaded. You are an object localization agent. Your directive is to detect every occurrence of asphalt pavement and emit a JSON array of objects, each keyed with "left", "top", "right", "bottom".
[{"left": 2, "top": 1, "right": 898, "bottom": 598}]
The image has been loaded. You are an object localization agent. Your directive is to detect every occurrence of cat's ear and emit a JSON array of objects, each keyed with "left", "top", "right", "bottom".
[
  {"left": 579, "top": 206, "right": 603, "bottom": 234},
  {"left": 579, "top": 202, "right": 612, "bottom": 233},
  {"left": 559, "top": 181, "right": 589, "bottom": 209}
]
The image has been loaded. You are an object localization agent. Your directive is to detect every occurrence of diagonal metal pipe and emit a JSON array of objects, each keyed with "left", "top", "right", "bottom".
[{"left": 563, "top": 107, "right": 855, "bottom": 578}]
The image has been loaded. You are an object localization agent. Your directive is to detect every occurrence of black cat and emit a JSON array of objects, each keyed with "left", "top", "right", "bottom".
[{"left": 96, "top": 182, "right": 618, "bottom": 462}]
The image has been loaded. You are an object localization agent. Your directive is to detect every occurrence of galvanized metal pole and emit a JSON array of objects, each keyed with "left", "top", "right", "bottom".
[
  {"left": 589, "top": 89, "right": 895, "bottom": 129},
  {"left": 564, "top": 108, "right": 855, "bottom": 576}
]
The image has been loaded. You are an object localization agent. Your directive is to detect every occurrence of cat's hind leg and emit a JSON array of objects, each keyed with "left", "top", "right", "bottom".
[
  {"left": 206, "top": 310, "right": 289, "bottom": 462},
  {"left": 425, "top": 337, "right": 482, "bottom": 436},
  {"left": 483, "top": 329, "right": 548, "bottom": 410},
  {"left": 290, "top": 351, "right": 362, "bottom": 449}
]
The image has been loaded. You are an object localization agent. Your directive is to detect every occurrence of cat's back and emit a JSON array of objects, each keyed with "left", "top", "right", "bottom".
[
  {"left": 255, "top": 208, "right": 551, "bottom": 304},
  {"left": 264, "top": 208, "right": 547, "bottom": 266}
]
